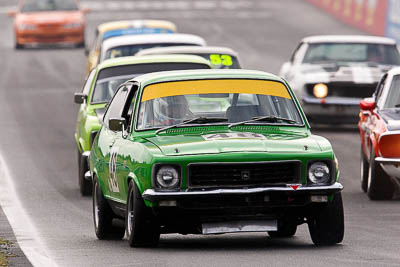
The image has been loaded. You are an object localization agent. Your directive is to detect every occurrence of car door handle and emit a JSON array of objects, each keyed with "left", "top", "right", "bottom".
[{"left": 109, "top": 140, "right": 115, "bottom": 148}]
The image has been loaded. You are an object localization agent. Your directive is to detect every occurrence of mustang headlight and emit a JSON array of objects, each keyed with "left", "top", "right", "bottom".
[
  {"left": 155, "top": 165, "right": 180, "bottom": 190},
  {"left": 313, "top": 83, "right": 328, "bottom": 98},
  {"left": 308, "top": 162, "right": 330, "bottom": 184}
]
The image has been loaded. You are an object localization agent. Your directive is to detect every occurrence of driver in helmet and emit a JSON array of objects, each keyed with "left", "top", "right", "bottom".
[{"left": 153, "top": 95, "right": 192, "bottom": 126}]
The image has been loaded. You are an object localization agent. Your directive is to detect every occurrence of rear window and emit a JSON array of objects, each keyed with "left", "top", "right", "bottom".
[
  {"left": 91, "top": 63, "right": 210, "bottom": 104},
  {"left": 197, "top": 53, "right": 241, "bottom": 69},
  {"left": 21, "top": 0, "right": 78, "bottom": 12},
  {"left": 105, "top": 43, "right": 199, "bottom": 60}
]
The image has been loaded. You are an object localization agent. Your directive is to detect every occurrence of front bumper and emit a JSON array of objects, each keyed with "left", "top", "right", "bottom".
[
  {"left": 16, "top": 28, "right": 84, "bottom": 45},
  {"left": 376, "top": 157, "right": 400, "bottom": 179},
  {"left": 302, "top": 96, "right": 361, "bottom": 123},
  {"left": 144, "top": 183, "right": 343, "bottom": 234},
  {"left": 142, "top": 182, "right": 343, "bottom": 202}
]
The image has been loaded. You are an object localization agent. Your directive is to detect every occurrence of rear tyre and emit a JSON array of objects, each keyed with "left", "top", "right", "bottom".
[
  {"left": 308, "top": 192, "right": 344, "bottom": 246},
  {"left": 268, "top": 221, "right": 297, "bottom": 238},
  {"left": 360, "top": 147, "right": 369, "bottom": 193},
  {"left": 126, "top": 180, "right": 160, "bottom": 247},
  {"left": 367, "top": 149, "right": 394, "bottom": 200},
  {"left": 93, "top": 177, "right": 125, "bottom": 240},
  {"left": 78, "top": 150, "right": 92, "bottom": 196}
]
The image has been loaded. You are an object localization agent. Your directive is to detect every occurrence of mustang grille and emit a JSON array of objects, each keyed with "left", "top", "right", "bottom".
[
  {"left": 187, "top": 161, "right": 301, "bottom": 188},
  {"left": 306, "top": 82, "right": 377, "bottom": 98}
]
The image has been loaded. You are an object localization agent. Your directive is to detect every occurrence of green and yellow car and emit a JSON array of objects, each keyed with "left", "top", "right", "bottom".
[
  {"left": 88, "top": 69, "right": 344, "bottom": 247},
  {"left": 74, "top": 55, "right": 212, "bottom": 196}
]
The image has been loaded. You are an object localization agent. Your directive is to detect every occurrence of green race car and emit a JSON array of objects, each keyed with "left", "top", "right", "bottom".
[
  {"left": 88, "top": 69, "right": 344, "bottom": 247},
  {"left": 74, "top": 55, "right": 212, "bottom": 196}
]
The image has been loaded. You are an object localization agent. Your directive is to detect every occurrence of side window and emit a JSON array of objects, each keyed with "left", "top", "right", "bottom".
[
  {"left": 121, "top": 84, "right": 139, "bottom": 132},
  {"left": 375, "top": 74, "right": 387, "bottom": 104},
  {"left": 82, "top": 69, "right": 96, "bottom": 95},
  {"left": 290, "top": 42, "right": 305, "bottom": 63},
  {"left": 103, "top": 85, "right": 130, "bottom": 128}
]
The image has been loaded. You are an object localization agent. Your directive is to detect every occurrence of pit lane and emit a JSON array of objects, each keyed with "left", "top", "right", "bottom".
[{"left": 0, "top": 0, "right": 399, "bottom": 266}]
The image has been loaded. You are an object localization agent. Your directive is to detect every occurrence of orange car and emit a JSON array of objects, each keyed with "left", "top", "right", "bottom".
[{"left": 9, "top": 0, "right": 89, "bottom": 49}]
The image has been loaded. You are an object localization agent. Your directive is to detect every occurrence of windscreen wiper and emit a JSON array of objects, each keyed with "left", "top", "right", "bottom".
[
  {"left": 155, "top": 117, "right": 228, "bottom": 135},
  {"left": 228, "top": 115, "right": 297, "bottom": 129}
]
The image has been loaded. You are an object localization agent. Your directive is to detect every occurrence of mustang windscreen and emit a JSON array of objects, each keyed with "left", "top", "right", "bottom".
[
  {"left": 105, "top": 43, "right": 199, "bottom": 60},
  {"left": 303, "top": 43, "right": 400, "bottom": 65},
  {"left": 91, "top": 63, "right": 210, "bottom": 104},
  {"left": 21, "top": 0, "right": 78, "bottom": 12},
  {"left": 384, "top": 75, "right": 400, "bottom": 109},
  {"left": 137, "top": 79, "right": 303, "bottom": 130}
]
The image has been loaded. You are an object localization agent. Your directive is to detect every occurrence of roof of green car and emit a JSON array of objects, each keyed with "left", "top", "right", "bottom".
[
  {"left": 96, "top": 54, "right": 212, "bottom": 70},
  {"left": 130, "top": 69, "right": 284, "bottom": 87}
]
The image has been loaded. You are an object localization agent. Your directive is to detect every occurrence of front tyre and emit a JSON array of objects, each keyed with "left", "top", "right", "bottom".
[
  {"left": 367, "top": 149, "right": 394, "bottom": 200},
  {"left": 93, "top": 177, "right": 125, "bottom": 240},
  {"left": 15, "top": 42, "right": 23, "bottom": 50},
  {"left": 360, "top": 147, "right": 369, "bottom": 193},
  {"left": 308, "top": 192, "right": 344, "bottom": 246},
  {"left": 126, "top": 180, "right": 160, "bottom": 247},
  {"left": 78, "top": 150, "right": 92, "bottom": 196}
]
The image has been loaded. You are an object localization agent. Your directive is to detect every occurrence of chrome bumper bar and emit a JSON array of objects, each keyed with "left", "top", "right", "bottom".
[
  {"left": 375, "top": 157, "right": 400, "bottom": 164},
  {"left": 142, "top": 183, "right": 343, "bottom": 202},
  {"left": 303, "top": 96, "right": 361, "bottom": 106}
]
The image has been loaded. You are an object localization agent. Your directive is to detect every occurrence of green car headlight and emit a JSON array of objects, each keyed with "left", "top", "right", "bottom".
[
  {"left": 155, "top": 165, "right": 180, "bottom": 190},
  {"left": 308, "top": 162, "right": 330, "bottom": 184}
]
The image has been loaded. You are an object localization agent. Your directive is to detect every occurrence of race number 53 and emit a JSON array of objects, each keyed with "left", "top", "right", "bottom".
[{"left": 209, "top": 54, "right": 233, "bottom": 66}]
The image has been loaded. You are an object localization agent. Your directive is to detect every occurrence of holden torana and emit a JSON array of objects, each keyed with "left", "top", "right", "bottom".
[
  {"left": 74, "top": 55, "right": 211, "bottom": 196},
  {"left": 88, "top": 69, "right": 344, "bottom": 247}
]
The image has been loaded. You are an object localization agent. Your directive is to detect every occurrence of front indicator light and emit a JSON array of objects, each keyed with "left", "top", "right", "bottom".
[
  {"left": 313, "top": 83, "right": 328, "bottom": 98},
  {"left": 309, "top": 162, "right": 330, "bottom": 184},
  {"left": 156, "top": 166, "right": 180, "bottom": 189}
]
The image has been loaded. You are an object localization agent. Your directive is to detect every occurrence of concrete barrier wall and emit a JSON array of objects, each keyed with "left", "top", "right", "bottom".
[{"left": 306, "top": 0, "right": 388, "bottom": 36}]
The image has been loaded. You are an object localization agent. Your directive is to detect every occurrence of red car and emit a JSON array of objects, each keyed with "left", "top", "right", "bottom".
[
  {"left": 359, "top": 67, "right": 400, "bottom": 200},
  {"left": 8, "top": 0, "right": 89, "bottom": 49}
]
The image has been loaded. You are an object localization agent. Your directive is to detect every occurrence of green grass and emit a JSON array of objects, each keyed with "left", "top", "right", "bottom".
[{"left": 0, "top": 238, "right": 12, "bottom": 267}]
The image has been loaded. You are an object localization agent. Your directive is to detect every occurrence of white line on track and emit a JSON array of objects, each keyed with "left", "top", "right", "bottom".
[{"left": 0, "top": 152, "right": 57, "bottom": 267}]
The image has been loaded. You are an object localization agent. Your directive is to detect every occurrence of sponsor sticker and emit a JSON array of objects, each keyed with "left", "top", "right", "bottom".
[{"left": 202, "top": 132, "right": 267, "bottom": 140}]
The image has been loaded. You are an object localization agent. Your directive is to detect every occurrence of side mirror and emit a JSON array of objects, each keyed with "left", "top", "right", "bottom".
[
  {"left": 109, "top": 117, "right": 126, "bottom": 132},
  {"left": 74, "top": 93, "right": 87, "bottom": 104},
  {"left": 7, "top": 10, "right": 16, "bottom": 17},
  {"left": 360, "top": 98, "right": 376, "bottom": 111}
]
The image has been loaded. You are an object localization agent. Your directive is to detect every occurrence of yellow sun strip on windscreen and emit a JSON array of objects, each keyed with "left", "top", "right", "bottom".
[{"left": 141, "top": 79, "right": 291, "bottom": 102}]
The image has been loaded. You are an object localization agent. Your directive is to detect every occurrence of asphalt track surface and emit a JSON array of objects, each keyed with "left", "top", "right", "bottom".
[{"left": 0, "top": 0, "right": 400, "bottom": 266}]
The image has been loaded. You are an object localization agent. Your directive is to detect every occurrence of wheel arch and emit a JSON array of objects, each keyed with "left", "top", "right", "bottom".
[{"left": 127, "top": 172, "right": 144, "bottom": 194}]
